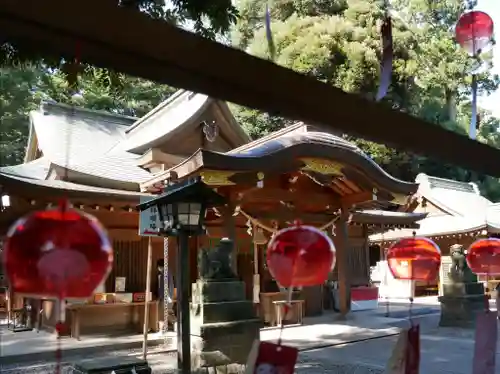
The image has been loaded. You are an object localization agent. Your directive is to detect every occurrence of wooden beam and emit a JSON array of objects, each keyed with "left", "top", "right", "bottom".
[
  {"left": 235, "top": 187, "right": 339, "bottom": 207},
  {"left": 240, "top": 208, "right": 335, "bottom": 224},
  {"left": 205, "top": 225, "right": 254, "bottom": 240},
  {"left": 336, "top": 206, "right": 351, "bottom": 317},
  {"left": 332, "top": 179, "right": 353, "bottom": 195},
  {"left": 1, "top": 0, "right": 500, "bottom": 176},
  {"left": 340, "top": 191, "right": 374, "bottom": 207}
]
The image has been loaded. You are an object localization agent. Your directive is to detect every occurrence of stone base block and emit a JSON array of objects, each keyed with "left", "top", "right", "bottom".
[
  {"left": 190, "top": 363, "right": 245, "bottom": 374},
  {"left": 191, "top": 300, "right": 255, "bottom": 324},
  {"left": 442, "top": 282, "right": 484, "bottom": 297},
  {"left": 193, "top": 280, "right": 246, "bottom": 303},
  {"left": 439, "top": 294, "right": 486, "bottom": 328},
  {"left": 191, "top": 319, "right": 261, "bottom": 369}
]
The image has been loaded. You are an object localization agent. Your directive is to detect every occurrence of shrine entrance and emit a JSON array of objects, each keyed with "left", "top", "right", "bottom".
[{"left": 140, "top": 123, "right": 424, "bottom": 320}]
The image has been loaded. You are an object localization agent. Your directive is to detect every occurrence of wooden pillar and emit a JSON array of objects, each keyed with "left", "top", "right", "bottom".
[
  {"left": 337, "top": 206, "right": 351, "bottom": 317},
  {"left": 163, "top": 237, "right": 170, "bottom": 334},
  {"left": 362, "top": 224, "right": 370, "bottom": 281}
]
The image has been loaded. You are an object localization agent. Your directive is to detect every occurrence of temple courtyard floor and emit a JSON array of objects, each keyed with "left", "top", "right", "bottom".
[{"left": 1, "top": 297, "right": 498, "bottom": 373}]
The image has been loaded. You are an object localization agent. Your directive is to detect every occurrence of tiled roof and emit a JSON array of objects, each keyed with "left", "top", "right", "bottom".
[
  {"left": 370, "top": 214, "right": 490, "bottom": 241},
  {"left": 229, "top": 130, "right": 362, "bottom": 156},
  {"left": 0, "top": 158, "right": 51, "bottom": 180},
  {"left": 53, "top": 150, "right": 152, "bottom": 184},
  {"left": 2, "top": 101, "right": 152, "bottom": 187},
  {"left": 416, "top": 173, "right": 490, "bottom": 217},
  {"left": 369, "top": 173, "right": 500, "bottom": 241},
  {"left": 32, "top": 102, "right": 135, "bottom": 166},
  {"left": 0, "top": 172, "right": 150, "bottom": 200}
]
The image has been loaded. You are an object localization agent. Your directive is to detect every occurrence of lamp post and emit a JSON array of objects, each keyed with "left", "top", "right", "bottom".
[{"left": 137, "top": 177, "right": 226, "bottom": 374}]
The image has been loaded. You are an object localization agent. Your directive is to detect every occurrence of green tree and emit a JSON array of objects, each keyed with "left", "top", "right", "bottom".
[
  {"left": 0, "top": 67, "right": 41, "bottom": 166},
  {"left": 230, "top": 0, "right": 500, "bottom": 199}
]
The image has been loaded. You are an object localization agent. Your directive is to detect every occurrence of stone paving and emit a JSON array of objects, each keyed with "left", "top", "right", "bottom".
[
  {"left": 4, "top": 319, "right": 499, "bottom": 374},
  {"left": 1, "top": 298, "right": 499, "bottom": 373}
]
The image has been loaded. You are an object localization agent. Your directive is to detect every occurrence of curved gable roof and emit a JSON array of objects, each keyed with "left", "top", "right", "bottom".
[
  {"left": 120, "top": 91, "right": 250, "bottom": 153},
  {"left": 161, "top": 129, "right": 417, "bottom": 201},
  {"left": 120, "top": 90, "right": 212, "bottom": 153}
]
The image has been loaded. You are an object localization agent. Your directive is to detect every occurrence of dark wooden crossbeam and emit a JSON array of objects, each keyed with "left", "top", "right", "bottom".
[{"left": 1, "top": 0, "right": 499, "bottom": 176}]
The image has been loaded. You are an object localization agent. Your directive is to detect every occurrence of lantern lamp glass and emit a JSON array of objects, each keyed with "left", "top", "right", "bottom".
[
  {"left": 177, "top": 202, "right": 202, "bottom": 227},
  {"left": 159, "top": 201, "right": 203, "bottom": 231},
  {"left": 159, "top": 203, "right": 174, "bottom": 230}
]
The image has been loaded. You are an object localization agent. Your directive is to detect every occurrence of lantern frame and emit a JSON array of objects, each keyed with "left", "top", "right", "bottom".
[{"left": 137, "top": 177, "right": 226, "bottom": 236}]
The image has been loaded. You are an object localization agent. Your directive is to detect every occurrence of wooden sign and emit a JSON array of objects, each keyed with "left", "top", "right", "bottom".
[
  {"left": 440, "top": 256, "right": 453, "bottom": 283},
  {"left": 139, "top": 196, "right": 161, "bottom": 236},
  {"left": 115, "top": 277, "right": 126, "bottom": 292}
]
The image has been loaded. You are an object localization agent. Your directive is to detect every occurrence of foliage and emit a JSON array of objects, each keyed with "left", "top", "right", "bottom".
[
  {"left": 230, "top": 0, "right": 500, "bottom": 200},
  {"left": 0, "top": 67, "right": 40, "bottom": 166},
  {"left": 119, "top": 0, "right": 238, "bottom": 39}
]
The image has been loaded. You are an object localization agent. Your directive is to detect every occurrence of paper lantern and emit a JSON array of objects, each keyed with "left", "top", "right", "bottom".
[
  {"left": 455, "top": 11, "right": 494, "bottom": 56},
  {"left": 266, "top": 224, "right": 335, "bottom": 287},
  {"left": 3, "top": 206, "right": 113, "bottom": 298},
  {"left": 386, "top": 237, "right": 441, "bottom": 281},
  {"left": 466, "top": 238, "right": 500, "bottom": 275}
]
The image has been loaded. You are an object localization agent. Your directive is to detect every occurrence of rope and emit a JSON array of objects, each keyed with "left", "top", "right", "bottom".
[{"left": 237, "top": 208, "right": 340, "bottom": 234}]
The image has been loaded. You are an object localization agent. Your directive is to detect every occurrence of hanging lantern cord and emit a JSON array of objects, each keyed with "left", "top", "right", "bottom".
[
  {"left": 382, "top": 226, "right": 390, "bottom": 318},
  {"left": 277, "top": 252, "right": 299, "bottom": 347},
  {"left": 485, "top": 264, "right": 491, "bottom": 312},
  {"left": 55, "top": 296, "right": 66, "bottom": 374},
  {"left": 408, "top": 232, "right": 416, "bottom": 324}
]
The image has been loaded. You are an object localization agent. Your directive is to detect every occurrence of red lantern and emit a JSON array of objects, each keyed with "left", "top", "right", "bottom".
[
  {"left": 386, "top": 237, "right": 441, "bottom": 281},
  {"left": 266, "top": 224, "right": 335, "bottom": 287},
  {"left": 3, "top": 206, "right": 113, "bottom": 298},
  {"left": 455, "top": 11, "right": 494, "bottom": 56},
  {"left": 466, "top": 238, "right": 500, "bottom": 275}
]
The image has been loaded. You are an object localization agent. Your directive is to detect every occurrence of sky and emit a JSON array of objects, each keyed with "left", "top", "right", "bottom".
[{"left": 478, "top": 0, "right": 499, "bottom": 117}]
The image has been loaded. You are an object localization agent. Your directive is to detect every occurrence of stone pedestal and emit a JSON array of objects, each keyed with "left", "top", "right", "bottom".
[
  {"left": 190, "top": 279, "right": 261, "bottom": 372},
  {"left": 438, "top": 282, "right": 486, "bottom": 328}
]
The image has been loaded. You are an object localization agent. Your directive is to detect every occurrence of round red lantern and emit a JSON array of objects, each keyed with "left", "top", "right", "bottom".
[
  {"left": 266, "top": 224, "right": 335, "bottom": 287},
  {"left": 386, "top": 237, "right": 441, "bottom": 281},
  {"left": 466, "top": 238, "right": 500, "bottom": 275},
  {"left": 3, "top": 206, "right": 113, "bottom": 299},
  {"left": 455, "top": 11, "right": 494, "bottom": 56}
]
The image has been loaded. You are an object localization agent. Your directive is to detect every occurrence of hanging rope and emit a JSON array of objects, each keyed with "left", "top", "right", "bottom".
[
  {"left": 236, "top": 208, "right": 340, "bottom": 234},
  {"left": 265, "top": 3, "right": 276, "bottom": 62},
  {"left": 376, "top": 0, "right": 393, "bottom": 101},
  {"left": 55, "top": 40, "right": 82, "bottom": 374},
  {"left": 469, "top": 8, "right": 479, "bottom": 140}
]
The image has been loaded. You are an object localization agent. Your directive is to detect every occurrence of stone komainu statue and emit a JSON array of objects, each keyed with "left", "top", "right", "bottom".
[
  {"left": 199, "top": 238, "right": 236, "bottom": 281},
  {"left": 449, "top": 244, "right": 476, "bottom": 283}
]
